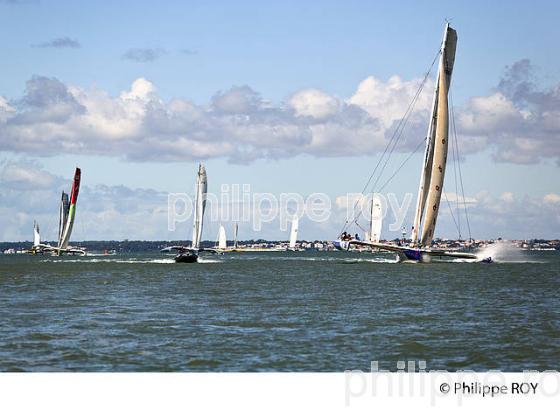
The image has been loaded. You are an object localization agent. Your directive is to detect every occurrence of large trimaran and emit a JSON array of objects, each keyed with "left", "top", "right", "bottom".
[
  {"left": 334, "top": 24, "right": 489, "bottom": 263},
  {"left": 32, "top": 167, "right": 86, "bottom": 256}
]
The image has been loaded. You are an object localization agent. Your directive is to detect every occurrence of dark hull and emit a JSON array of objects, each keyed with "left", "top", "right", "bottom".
[{"left": 174, "top": 253, "right": 198, "bottom": 263}]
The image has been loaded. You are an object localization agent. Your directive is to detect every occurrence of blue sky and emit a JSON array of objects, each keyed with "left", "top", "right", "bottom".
[{"left": 0, "top": 0, "right": 559, "bottom": 241}]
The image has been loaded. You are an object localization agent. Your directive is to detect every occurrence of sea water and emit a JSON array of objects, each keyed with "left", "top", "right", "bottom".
[{"left": 0, "top": 250, "right": 558, "bottom": 371}]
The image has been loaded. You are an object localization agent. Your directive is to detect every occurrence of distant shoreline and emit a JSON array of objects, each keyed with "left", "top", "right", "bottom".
[{"left": 2, "top": 238, "right": 559, "bottom": 253}]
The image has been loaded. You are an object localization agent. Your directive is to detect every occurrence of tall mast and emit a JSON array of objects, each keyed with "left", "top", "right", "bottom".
[
  {"left": 420, "top": 24, "right": 457, "bottom": 246},
  {"left": 191, "top": 164, "right": 207, "bottom": 249}
]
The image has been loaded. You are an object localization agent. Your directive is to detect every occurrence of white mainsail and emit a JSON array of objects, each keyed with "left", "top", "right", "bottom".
[
  {"left": 218, "top": 225, "right": 227, "bottom": 249},
  {"left": 233, "top": 223, "right": 239, "bottom": 249},
  {"left": 289, "top": 217, "right": 298, "bottom": 249},
  {"left": 57, "top": 192, "right": 69, "bottom": 247},
  {"left": 368, "top": 196, "right": 382, "bottom": 243},
  {"left": 411, "top": 24, "right": 457, "bottom": 247},
  {"left": 191, "top": 164, "right": 208, "bottom": 249},
  {"left": 33, "top": 221, "right": 40, "bottom": 247}
]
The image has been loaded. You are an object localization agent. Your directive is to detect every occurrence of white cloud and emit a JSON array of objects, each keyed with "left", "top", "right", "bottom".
[
  {"left": 0, "top": 59, "right": 559, "bottom": 165},
  {"left": 543, "top": 193, "right": 560, "bottom": 204},
  {"left": 500, "top": 192, "right": 514, "bottom": 203},
  {"left": 349, "top": 75, "right": 433, "bottom": 129},
  {"left": 459, "top": 59, "right": 560, "bottom": 164},
  {"left": 289, "top": 88, "right": 339, "bottom": 119}
]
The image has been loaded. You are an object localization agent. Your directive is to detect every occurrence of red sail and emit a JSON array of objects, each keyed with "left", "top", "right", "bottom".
[{"left": 69, "top": 168, "right": 81, "bottom": 205}]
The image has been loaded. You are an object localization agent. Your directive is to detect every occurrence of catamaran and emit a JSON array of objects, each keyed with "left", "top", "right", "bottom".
[
  {"left": 334, "top": 24, "right": 489, "bottom": 263},
  {"left": 162, "top": 164, "right": 209, "bottom": 263},
  {"left": 32, "top": 167, "right": 86, "bottom": 256}
]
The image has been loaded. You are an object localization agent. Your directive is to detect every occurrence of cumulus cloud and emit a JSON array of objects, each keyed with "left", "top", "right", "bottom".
[
  {"left": 31, "top": 37, "right": 81, "bottom": 49},
  {"left": 289, "top": 88, "right": 340, "bottom": 119},
  {"left": 0, "top": 160, "right": 61, "bottom": 190},
  {"left": 458, "top": 59, "right": 560, "bottom": 164},
  {"left": 0, "top": 60, "right": 558, "bottom": 164},
  {"left": 1, "top": 160, "right": 558, "bottom": 241},
  {"left": 465, "top": 190, "right": 560, "bottom": 239},
  {"left": 0, "top": 160, "right": 172, "bottom": 241},
  {"left": 122, "top": 48, "right": 166, "bottom": 62}
]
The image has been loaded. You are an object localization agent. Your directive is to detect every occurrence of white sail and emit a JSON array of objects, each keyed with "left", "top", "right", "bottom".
[
  {"left": 218, "top": 225, "right": 227, "bottom": 249},
  {"left": 369, "top": 196, "right": 382, "bottom": 243},
  {"left": 33, "top": 221, "right": 40, "bottom": 247},
  {"left": 191, "top": 164, "right": 208, "bottom": 249},
  {"left": 420, "top": 24, "right": 457, "bottom": 246},
  {"left": 57, "top": 192, "right": 69, "bottom": 247},
  {"left": 411, "top": 78, "right": 439, "bottom": 244},
  {"left": 233, "top": 223, "right": 239, "bottom": 249},
  {"left": 289, "top": 217, "right": 298, "bottom": 249}
]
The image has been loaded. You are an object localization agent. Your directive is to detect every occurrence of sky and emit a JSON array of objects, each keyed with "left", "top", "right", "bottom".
[{"left": 0, "top": 0, "right": 559, "bottom": 242}]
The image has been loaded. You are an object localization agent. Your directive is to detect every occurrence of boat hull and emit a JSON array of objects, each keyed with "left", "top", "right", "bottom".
[
  {"left": 334, "top": 239, "right": 482, "bottom": 262},
  {"left": 174, "top": 252, "right": 198, "bottom": 263}
]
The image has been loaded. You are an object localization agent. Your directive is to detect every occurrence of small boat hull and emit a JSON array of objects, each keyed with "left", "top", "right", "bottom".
[{"left": 174, "top": 252, "right": 198, "bottom": 263}]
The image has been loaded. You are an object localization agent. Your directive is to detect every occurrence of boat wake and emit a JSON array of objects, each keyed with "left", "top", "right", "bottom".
[
  {"left": 224, "top": 254, "right": 399, "bottom": 264},
  {"left": 196, "top": 258, "right": 222, "bottom": 264},
  {"left": 44, "top": 258, "right": 176, "bottom": 264},
  {"left": 475, "top": 241, "right": 542, "bottom": 263}
]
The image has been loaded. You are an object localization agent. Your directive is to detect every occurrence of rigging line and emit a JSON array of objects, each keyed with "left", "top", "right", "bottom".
[
  {"left": 350, "top": 134, "right": 425, "bottom": 235},
  {"left": 443, "top": 190, "right": 461, "bottom": 237},
  {"left": 338, "top": 48, "right": 441, "bottom": 235},
  {"left": 377, "top": 136, "right": 426, "bottom": 193},
  {"left": 369, "top": 78, "right": 427, "bottom": 193},
  {"left": 450, "top": 91, "right": 473, "bottom": 241},
  {"left": 449, "top": 99, "right": 461, "bottom": 238},
  {"left": 354, "top": 220, "right": 368, "bottom": 233}
]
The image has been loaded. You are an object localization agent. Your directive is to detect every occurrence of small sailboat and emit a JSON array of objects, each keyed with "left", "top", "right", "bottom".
[
  {"left": 287, "top": 216, "right": 299, "bottom": 251},
  {"left": 233, "top": 222, "right": 239, "bottom": 250},
  {"left": 32, "top": 167, "right": 86, "bottom": 256},
  {"left": 212, "top": 222, "right": 241, "bottom": 252},
  {"left": 33, "top": 221, "right": 41, "bottom": 248},
  {"left": 334, "top": 24, "right": 485, "bottom": 263},
  {"left": 162, "top": 164, "right": 208, "bottom": 263},
  {"left": 217, "top": 225, "right": 227, "bottom": 250}
]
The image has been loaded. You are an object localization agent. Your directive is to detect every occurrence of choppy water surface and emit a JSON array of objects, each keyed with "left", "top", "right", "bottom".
[{"left": 0, "top": 251, "right": 558, "bottom": 371}]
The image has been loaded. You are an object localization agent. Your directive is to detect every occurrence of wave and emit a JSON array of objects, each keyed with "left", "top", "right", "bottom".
[{"left": 44, "top": 258, "right": 175, "bottom": 264}]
